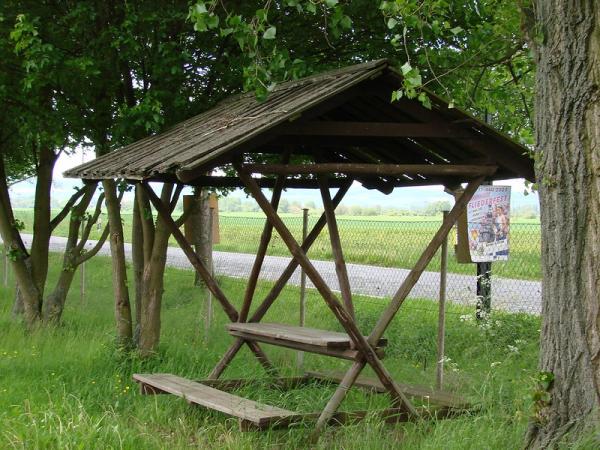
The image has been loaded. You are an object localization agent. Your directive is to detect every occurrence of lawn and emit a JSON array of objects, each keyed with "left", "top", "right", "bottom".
[
  {"left": 0, "top": 253, "right": 548, "bottom": 449},
  {"left": 13, "top": 209, "right": 542, "bottom": 281}
]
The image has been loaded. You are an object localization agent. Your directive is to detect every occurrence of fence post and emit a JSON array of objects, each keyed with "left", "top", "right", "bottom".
[
  {"left": 204, "top": 206, "right": 214, "bottom": 336},
  {"left": 80, "top": 217, "right": 86, "bottom": 304},
  {"left": 436, "top": 210, "right": 449, "bottom": 390},
  {"left": 297, "top": 208, "right": 309, "bottom": 372}
]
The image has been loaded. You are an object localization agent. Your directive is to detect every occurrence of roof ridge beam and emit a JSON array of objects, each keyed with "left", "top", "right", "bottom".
[{"left": 243, "top": 163, "right": 497, "bottom": 178}]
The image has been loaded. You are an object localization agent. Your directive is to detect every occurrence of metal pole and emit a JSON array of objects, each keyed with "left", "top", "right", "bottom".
[
  {"left": 436, "top": 210, "right": 449, "bottom": 390},
  {"left": 297, "top": 208, "right": 309, "bottom": 371},
  {"left": 204, "top": 207, "right": 214, "bottom": 335}
]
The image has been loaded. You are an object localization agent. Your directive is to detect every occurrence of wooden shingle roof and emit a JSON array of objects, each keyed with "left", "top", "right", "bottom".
[{"left": 65, "top": 59, "right": 534, "bottom": 188}]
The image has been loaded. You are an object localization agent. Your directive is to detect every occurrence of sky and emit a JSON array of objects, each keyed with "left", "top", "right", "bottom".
[{"left": 10, "top": 147, "right": 539, "bottom": 211}]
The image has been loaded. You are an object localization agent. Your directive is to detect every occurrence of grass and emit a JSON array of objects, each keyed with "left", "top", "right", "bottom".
[
  {"left": 14, "top": 209, "right": 542, "bottom": 280},
  {"left": 0, "top": 253, "right": 548, "bottom": 449}
]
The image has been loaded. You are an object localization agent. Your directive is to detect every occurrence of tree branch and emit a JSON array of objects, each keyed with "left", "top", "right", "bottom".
[{"left": 50, "top": 187, "right": 88, "bottom": 232}]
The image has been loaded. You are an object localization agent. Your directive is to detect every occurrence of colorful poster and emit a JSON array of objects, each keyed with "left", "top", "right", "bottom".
[{"left": 467, "top": 186, "right": 511, "bottom": 262}]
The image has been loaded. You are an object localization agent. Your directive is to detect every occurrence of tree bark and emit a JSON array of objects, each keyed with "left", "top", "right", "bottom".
[
  {"left": 131, "top": 186, "right": 144, "bottom": 343},
  {"left": 138, "top": 183, "right": 175, "bottom": 356},
  {"left": 103, "top": 179, "right": 133, "bottom": 347},
  {"left": 525, "top": 1, "right": 600, "bottom": 447}
]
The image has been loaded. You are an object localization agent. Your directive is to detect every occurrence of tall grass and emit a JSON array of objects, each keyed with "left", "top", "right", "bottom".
[{"left": 0, "top": 252, "right": 551, "bottom": 449}]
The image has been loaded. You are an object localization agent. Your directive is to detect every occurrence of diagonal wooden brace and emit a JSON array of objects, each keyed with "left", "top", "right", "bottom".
[
  {"left": 208, "top": 181, "right": 352, "bottom": 379},
  {"left": 311, "top": 176, "right": 485, "bottom": 436},
  {"left": 141, "top": 182, "right": 278, "bottom": 376},
  {"left": 235, "top": 163, "right": 417, "bottom": 415}
]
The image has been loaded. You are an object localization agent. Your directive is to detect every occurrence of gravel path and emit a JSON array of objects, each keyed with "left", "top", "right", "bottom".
[{"left": 20, "top": 235, "right": 541, "bottom": 314}]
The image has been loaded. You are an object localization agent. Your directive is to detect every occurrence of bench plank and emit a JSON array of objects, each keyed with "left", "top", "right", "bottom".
[
  {"left": 133, "top": 373, "right": 297, "bottom": 425},
  {"left": 227, "top": 322, "right": 387, "bottom": 349}
]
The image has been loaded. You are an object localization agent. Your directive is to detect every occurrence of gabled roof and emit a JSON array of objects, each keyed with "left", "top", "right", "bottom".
[{"left": 65, "top": 59, "right": 534, "bottom": 188}]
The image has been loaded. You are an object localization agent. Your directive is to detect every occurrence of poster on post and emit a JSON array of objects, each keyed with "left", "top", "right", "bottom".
[{"left": 466, "top": 185, "right": 511, "bottom": 262}]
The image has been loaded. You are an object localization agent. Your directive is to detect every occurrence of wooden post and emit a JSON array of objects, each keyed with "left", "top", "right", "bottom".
[
  {"left": 80, "top": 217, "right": 86, "bottom": 304},
  {"left": 436, "top": 210, "right": 449, "bottom": 391},
  {"left": 318, "top": 175, "right": 355, "bottom": 321},
  {"left": 297, "top": 208, "right": 309, "bottom": 371},
  {"left": 204, "top": 207, "right": 214, "bottom": 334},
  {"left": 3, "top": 245, "right": 8, "bottom": 286}
]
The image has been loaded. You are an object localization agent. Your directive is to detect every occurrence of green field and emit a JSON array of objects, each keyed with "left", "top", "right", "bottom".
[
  {"left": 0, "top": 254, "right": 549, "bottom": 449},
  {"left": 13, "top": 209, "right": 542, "bottom": 280}
]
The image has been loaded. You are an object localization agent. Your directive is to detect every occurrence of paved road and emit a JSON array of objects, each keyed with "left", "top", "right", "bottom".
[{"left": 20, "top": 235, "right": 541, "bottom": 314}]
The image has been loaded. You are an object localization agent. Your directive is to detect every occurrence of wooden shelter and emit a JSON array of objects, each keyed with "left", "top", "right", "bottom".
[{"left": 65, "top": 59, "right": 534, "bottom": 435}]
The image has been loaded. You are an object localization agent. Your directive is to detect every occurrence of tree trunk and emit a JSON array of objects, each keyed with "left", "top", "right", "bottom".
[
  {"left": 138, "top": 184, "right": 174, "bottom": 356},
  {"left": 42, "top": 264, "right": 76, "bottom": 324},
  {"left": 192, "top": 188, "right": 212, "bottom": 287},
  {"left": 131, "top": 186, "right": 144, "bottom": 343},
  {"left": 103, "top": 179, "right": 133, "bottom": 347},
  {"left": 526, "top": 1, "right": 600, "bottom": 447}
]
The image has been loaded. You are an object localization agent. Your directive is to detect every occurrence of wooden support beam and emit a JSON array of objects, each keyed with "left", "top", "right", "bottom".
[
  {"left": 244, "top": 163, "right": 497, "bottom": 178},
  {"left": 207, "top": 182, "right": 352, "bottom": 380},
  {"left": 140, "top": 182, "right": 278, "bottom": 376},
  {"left": 183, "top": 175, "right": 353, "bottom": 189},
  {"left": 235, "top": 163, "right": 417, "bottom": 418},
  {"left": 368, "top": 176, "right": 484, "bottom": 345},
  {"left": 239, "top": 153, "right": 289, "bottom": 322},
  {"left": 278, "top": 121, "right": 473, "bottom": 138},
  {"left": 318, "top": 174, "right": 355, "bottom": 321}
]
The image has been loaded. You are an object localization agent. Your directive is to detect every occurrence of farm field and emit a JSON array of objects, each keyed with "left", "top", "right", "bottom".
[
  {"left": 14, "top": 209, "right": 542, "bottom": 281},
  {"left": 0, "top": 254, "right": 547, "bottom": 449}
]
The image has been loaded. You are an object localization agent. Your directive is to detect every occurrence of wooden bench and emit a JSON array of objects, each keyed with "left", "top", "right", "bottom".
[
  {"left": 133, "top": 373, "right": 298, "bottom": 428},
  {"left": 226, "top": 322, "right": 387, "bottom": 360}
]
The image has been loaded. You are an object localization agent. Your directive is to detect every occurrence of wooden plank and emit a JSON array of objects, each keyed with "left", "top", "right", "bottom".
[
  {"left": 133, "top": 373, "right": 297, "bottom": 426},
  {"left": 306, "top": 371, "right": 471, "bottom": 409},
  {"left": 228, "top": 330, "right": 386, "bottom": 361},
  {"left": 277, "top": 121, "right": 473, "bottom": 138},
  {"left": 227, "top": 322, "right": 386, "bottom": 349},
  {"left": 243, "top": 163, "right": 497, "bottom": 177}
]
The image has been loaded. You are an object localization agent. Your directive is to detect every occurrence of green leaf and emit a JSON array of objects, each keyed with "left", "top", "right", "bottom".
[
  {"left": 450, "top": 26, "right": 463, "bottom": 35},
  {"left": 387, "top": 18, "right": 398, "bottom": 29},
  {"left": 400, "top": 62, "right": 412, "bottom": 75},
  {"left": 206, "top": 14, "right": 219, "bottom": 29},
  {"left": 325, "top": 0, "right": 339, "bottom": 7},
  {"left": 263, "top": 26, "right": 276, "bottom": 40}
]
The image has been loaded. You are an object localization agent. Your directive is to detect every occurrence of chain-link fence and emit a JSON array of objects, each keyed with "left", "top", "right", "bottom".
[{"left": 211, "top": 213, "right": 542, "bottom": 315}]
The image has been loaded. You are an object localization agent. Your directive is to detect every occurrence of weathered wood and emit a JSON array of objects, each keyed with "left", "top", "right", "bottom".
[
  {"left": 235, "top": 163, "right": 417, "bottom": 417},
  {"left": 133, "top": 373, "right": 296, "bottom": 426},
  {"left": 278, "top": 121, "right": 473, "bottom": 138},
  {"left": 184, "top": 175, "right": 353, "bottom": 189},
  {"left": 141, "top": 182, "right": 277, "bottom": 376},
  {"left": 239, "top": 407, "right": 412, "bottom": 431},
  {"left": 318, "top": 174, "right": 355, "bottom": 320},
  {"left": 368, "top": 176, "right": 485, "bottom": 344},
  {"left": 208, "top": 182, "right": 352, "bottom": 380},
  {"left": 196, "top": 376, "right": 312, "bottom": 392},
  {"left": 227, "top": 322, "right": 387, "bottom": 349},
  {"left": 239, "top": 165, "right": 287, "bottom": 322},
  {"left": 306, "top": 371, "right": 470, "bottom": 409},
  {"left": 436, "top": 210, "right": 449, "bottom": 390},
  {"left": 228, "top": 330, "right": 384, "bottom": 361},
  {"left": 244, "top": 163, "right": 497, "bottom": 177}
]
